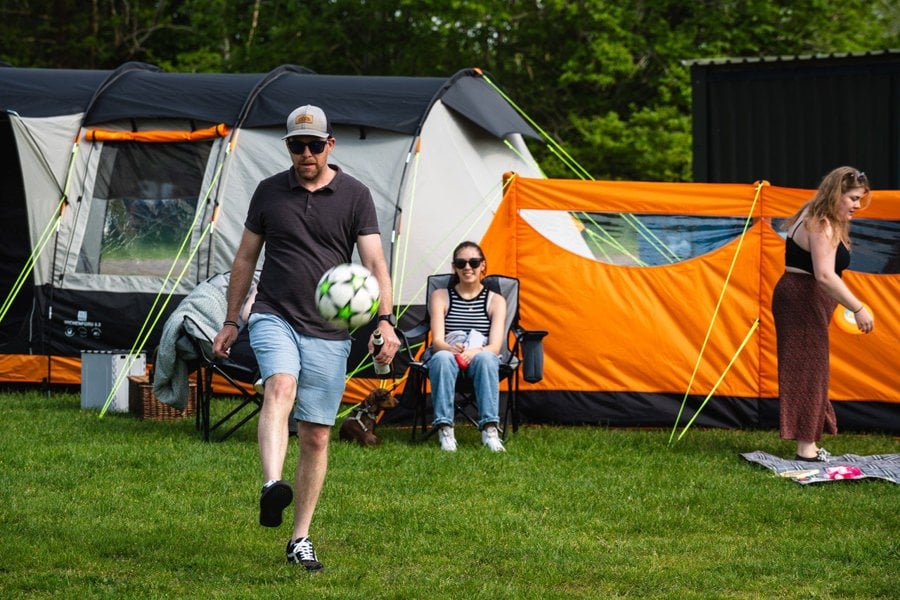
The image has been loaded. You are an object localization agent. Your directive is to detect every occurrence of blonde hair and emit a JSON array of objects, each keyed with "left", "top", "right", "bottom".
[{"left": 785, "top": 166, "right": 871, "bottom": 248}]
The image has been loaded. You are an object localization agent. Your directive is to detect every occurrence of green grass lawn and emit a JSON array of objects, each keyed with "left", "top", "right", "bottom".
[{"left": 0, "top": 390, "right": 897, "bottom": 599}]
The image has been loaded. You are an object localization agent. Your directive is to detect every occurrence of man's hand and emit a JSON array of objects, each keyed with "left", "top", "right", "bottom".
[
  {"left": 212, "top": 324, "right": 239, "bottom": 359},
  {"left": 370, "top": 321, "right": 400, "bottom": 365}
]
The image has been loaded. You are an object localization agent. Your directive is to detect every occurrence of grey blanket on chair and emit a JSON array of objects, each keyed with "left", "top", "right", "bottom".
[{"left": 152, "top": 281, "right": 226, "bottom": 410}]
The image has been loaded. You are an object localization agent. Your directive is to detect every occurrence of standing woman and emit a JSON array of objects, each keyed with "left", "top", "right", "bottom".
[
  {"left": 773, "top": 166, "right": 874, "bottom": 462},
  {"left": 428, "top": 241, "right": 508, "bottom": 452}
]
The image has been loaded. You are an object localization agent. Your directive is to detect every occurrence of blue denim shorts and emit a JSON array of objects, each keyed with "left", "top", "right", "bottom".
[{"left": 248, "top": 312, "right": 351, "bottom": 426}]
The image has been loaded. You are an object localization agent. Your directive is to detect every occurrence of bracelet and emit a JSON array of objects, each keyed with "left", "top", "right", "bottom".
[
  {"left": 852, "top": 305, "right": 864, "bottom": 314},
  {"left": 223, "top": 320, "right": 239, "bottom": 329}
]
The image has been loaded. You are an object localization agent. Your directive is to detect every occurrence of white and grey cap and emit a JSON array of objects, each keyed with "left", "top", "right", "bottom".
[{"left": 282, "top": 105, "right": 331, "bottom": 139}]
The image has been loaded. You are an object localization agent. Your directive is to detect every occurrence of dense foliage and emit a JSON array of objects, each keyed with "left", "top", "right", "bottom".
[{"left": 1, "top": 1, "right": 898, "bottom": 180}]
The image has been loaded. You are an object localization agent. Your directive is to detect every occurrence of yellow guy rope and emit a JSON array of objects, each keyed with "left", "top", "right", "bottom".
[
  {"left": 0, "top": 140, "right": 79, "bottom": 325},
  {"left": 0, "top": 196, "right": 66, "bottom": 324},
  {"left": 480, "top": 72, "right": 678, "bottom": 264},
  {"left": 98, "top": 217, "right": 216, "bottom": 417},
  {"left": 674, "top": 319, "right": 760, "bottom": 442},
  {"left": 392, "top": 136, "right": 423, "bottom": 322},
  {"left": 98, "top": 148, "right": 230, "bottom": 417},
  {"left": 391, "top": 134, "right": 508, "bottom": 323},
  {"left": 667, "top": 181, "right": 765, "bottom": 446}
]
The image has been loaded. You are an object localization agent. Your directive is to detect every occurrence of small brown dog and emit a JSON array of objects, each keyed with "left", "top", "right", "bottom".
[{"left": 339, "top": 387, "right": 398, "bottom": 446}]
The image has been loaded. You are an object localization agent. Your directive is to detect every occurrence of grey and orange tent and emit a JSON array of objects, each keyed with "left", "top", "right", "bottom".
[{"left": 0, "top": 63, "right": 542, "bottom": 386}]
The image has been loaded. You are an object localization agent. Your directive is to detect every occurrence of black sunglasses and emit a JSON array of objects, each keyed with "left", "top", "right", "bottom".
[
  {"left": 844, "top": 170, "right": 867, "bottom": 184},
  {"left": 287, "top": 139, "right": 329, "bottom": 155},
  {"left": 453, "top": 258, "right": 484, "bottom": 269}
]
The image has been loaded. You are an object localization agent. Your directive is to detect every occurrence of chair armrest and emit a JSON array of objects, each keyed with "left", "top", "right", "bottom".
[
  {"left": 400, "top": 320, "right": 430, "bottom": 341},
  {"left": 514, "top": 328, "right": 549, "bottom": 343},
  {"left": 511, "top": 326, "right": 548, "bottom": 351},
  {"left": 398, "top": 319, "right": 431, "bottom": 362}
]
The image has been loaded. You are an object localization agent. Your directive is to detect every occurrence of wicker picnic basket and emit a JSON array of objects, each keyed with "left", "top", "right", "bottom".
[{"left": 128, "top": 374, "right": 197, "bottom": 421}]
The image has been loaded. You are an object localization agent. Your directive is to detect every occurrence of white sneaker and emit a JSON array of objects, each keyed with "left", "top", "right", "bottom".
[
  {"left": 437, "top": 426, "right": 457, "bottom": 452},
  {"left": 481, "top": 426, "right": 506, "bottom": 452}
]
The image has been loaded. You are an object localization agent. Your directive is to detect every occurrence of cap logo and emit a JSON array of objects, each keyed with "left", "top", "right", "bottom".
[{"left": 295, "top": 114, "right": 315, "bottom": 125}]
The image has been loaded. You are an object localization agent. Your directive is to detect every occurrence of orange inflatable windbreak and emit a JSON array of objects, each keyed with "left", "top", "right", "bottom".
[{"left": 481, "top": 176, "right": 899, "bottom": 404}]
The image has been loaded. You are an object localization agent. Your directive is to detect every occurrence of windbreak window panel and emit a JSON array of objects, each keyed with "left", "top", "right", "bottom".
[{"left": 573, "top": 212, "right": 747, "bottom": 267}]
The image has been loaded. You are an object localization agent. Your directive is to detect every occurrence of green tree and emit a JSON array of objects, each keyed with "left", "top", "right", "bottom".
[
  {"left": 2, "top": 0, "right": 897, "bottom": 181},
  {"left": 0, "top": 0, "right": 200, "bottom": 68},
  {"left": 491, "top": 0, "right": 900, "bottom": 180}
]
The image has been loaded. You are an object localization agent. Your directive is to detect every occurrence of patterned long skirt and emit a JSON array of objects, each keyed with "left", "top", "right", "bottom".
[{"left": 772, "top": 272, "right": 838, "bottom": 441}]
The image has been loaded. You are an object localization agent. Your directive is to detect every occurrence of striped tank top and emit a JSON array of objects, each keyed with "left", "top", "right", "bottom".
[{"left": 444, "top": 286, "right": 491, "bottom": 340}]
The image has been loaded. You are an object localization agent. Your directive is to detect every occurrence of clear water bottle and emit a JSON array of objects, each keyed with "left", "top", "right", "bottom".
[{"left": 371, "top": 330, "right": 391, "bottom": 376}]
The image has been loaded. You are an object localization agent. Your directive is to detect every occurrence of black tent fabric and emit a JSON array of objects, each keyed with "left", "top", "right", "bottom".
[
  {"left": 0, "top": 116, "right": 32, "bottom": 354},
  {"left": 0, "top": 67, "right": 108, "bottom": 117},
  {"left": 0, "top": 64, "right": 540, "bottom": 140}
]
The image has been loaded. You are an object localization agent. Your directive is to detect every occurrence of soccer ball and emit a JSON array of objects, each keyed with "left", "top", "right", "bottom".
[{"left": 315, "top": 263, "right": 381, "bottom": 329}]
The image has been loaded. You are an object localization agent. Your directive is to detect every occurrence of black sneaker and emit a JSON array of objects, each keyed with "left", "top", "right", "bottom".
[
  {"left": 259, "top": 480, "right": 292, "bottom": 527},
  {"left": 286, "top": 537, "right": 324, "bottom": 572}
]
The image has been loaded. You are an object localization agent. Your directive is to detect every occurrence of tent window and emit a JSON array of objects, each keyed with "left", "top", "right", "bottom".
[
  {"left": 573, "top": 212, "right": 747, "bottom": 266},
  {"left": 77, "top": 141, "right": 211, "bottom": 276}
]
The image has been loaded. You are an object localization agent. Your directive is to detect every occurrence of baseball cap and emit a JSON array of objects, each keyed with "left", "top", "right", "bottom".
[{"left": 282, "top": 105, "right": 331, "bottom": 139}]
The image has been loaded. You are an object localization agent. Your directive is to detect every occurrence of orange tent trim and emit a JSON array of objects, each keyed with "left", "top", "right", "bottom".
[{"left": 82, "top": 123, "right": 231, "bottom": 143}]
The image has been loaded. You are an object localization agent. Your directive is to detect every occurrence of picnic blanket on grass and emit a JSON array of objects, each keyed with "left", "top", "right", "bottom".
[{"left": 741, "top": 451, "right": 900, "bottom": 485}]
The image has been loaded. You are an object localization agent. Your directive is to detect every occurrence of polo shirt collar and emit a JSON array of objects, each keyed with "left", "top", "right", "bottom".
[{"left": 287, "top": 164, "right": 342, "bottom": 192}]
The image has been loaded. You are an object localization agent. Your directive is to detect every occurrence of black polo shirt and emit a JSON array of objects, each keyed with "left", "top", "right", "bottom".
[{"left": 245, "top": 165, "right": 380, "bottom": 339}]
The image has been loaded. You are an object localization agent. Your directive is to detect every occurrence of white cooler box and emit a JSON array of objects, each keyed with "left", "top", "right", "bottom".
[{"left": 81, "top": 350, "right": 147, "bottom": 413}]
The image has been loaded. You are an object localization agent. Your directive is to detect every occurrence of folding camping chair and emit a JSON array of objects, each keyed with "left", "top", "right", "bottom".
[
  {"left": 182, "top": 315, "right": 262, "bottom": 442},
  {"left": 398, "top": 273, "right": 548, "bottom": 441},
  {"left": 152, "top": 270, "right": 263, "bottom": 442}
]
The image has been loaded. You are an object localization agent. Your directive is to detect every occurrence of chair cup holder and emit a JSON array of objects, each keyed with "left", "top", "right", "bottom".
[{"left": 521, "top": 331, "right": 548, "bottom": 383}]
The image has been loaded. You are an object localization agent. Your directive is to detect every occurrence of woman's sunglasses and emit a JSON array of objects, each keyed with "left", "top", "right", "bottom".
[
  {"left": 843, "top": 170, "right": 867, "bottom": 185},
  {"left": 287, "top": 139, "right": 329, "bottom": 155},
  {"left": 453, "top": 258, "right": 484, "bottom": 269}
]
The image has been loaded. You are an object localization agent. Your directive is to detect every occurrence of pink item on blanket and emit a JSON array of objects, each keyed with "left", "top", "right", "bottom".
[{"left": 825, "top": 466, "right": 864, "bottom": 480}]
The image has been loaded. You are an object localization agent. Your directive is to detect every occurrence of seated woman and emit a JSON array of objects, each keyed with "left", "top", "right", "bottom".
[{"left": 427, "top": 241, "right": 507, "bottom": 452}]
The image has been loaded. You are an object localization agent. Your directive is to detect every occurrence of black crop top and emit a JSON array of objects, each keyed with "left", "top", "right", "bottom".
[{"left": 785, "top": 222, "right": 851, "bottom": 277}]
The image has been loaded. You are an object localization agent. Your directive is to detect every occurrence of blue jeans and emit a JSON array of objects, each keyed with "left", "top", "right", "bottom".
[{"left": 428, "top": 350, "right": 500, "bottom": 429}]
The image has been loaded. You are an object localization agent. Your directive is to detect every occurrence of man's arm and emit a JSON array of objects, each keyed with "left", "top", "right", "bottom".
[{"left": 212, "top": 228, "right": 264, "bottom": 358}]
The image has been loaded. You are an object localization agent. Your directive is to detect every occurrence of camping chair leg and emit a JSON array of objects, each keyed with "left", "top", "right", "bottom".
[
  {"left": 210, "top": 404, "right": 261, "bottom": 442},
  {"left": 500, "top": 395, "right": 509, "bottom": 441},
  {"left": 417, "top": 425, "right": 442, "bottom": 442},
  {"left": 203, "top": 367, "right": 214, "bottom": 442},
  {"left": 455, "top": 399, "right": 480, "bottom": 429},
  {"left": 204, "top": 366, "right": 262, "bottom": 442},
  {"left": 412, "top": 412, "right": 429, "bottom": 441},
  {"left": 411, "top": 394, "right": 424, "bottom": 441},
  {"left": 498, "top": 373, "right": 517, "bottom": 441},
  {"left": 411, "top": 373, "right": 431, "bottom": 441},
  {"left": 510, "top": 372, "right": 519, "bottom": 434},
  {"left": 413, "top": 410, "right": 448, "bottom": 442},
  {"left": 194, "top": 373, "right": 203, "bottom": 434}
]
